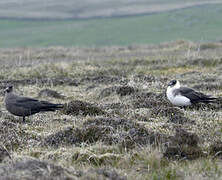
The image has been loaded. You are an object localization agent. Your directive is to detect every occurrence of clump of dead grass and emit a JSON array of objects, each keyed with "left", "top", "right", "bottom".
[
  {"left": 81, "top": 168, "right": 126, "bottom": 180},
  {"left": 132, "top": 92, "right": 169, "bottom": 109},
  {"left": 0, "top": 118, "right": 40, "bottom": 150},
  {"left": 0, "top": 77, "right": 79, "bottom": 87},
  {"left": 43, "top": 117, "right": 168, "bottom": 149},
  {"left": 99, "top": 85, "right": 136, "bottom": 98},
  {"left": 38, "top": 88, "right": 65, "bottom": 99},
  {"left": 209, "top": 141, "right": 222, "bottom": 158},
  {"left": 151, "top": 107, "right": 193, "bottom": 124},
  {"left": 199, "top": 42, "right": 222, "bottom": 50},
  {"left": 0, "top": 145, "right": 11, "bottom": 162},
  {"left": 1, "top": 41, "right": 222, "bottom": 179},
  {"left": 61, "top": 100, "right": 106, "bottom": 116},
  {"left": 81, "top": 74, "right": 123, "bottom": 85},
  {"left": 164, "top": 128, "right": 203, "bottom": 160},
  {"left": 0, "top": 157, "right": 81, "bottom": 179}
]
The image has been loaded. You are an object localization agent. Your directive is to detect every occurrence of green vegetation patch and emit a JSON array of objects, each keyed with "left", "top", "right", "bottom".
[{"left": 1, "top": 4, "right": 222, "bottom": 48}]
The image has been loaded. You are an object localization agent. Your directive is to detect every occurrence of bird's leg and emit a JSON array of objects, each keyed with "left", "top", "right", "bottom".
[{"left": 23, "top": 116, "right": 25, "bottom": 122}]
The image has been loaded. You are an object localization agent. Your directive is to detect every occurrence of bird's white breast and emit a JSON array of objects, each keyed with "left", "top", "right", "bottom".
[{"left": 166, "top": 87, "right": 191, "bottom": 106}]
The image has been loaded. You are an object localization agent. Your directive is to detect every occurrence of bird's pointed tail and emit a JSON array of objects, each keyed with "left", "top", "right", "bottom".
[{"left": 40, "top": 102, "right": 64, "bottom": 111}]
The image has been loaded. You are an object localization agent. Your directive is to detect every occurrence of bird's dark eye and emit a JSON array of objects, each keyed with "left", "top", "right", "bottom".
[
  {"left": 172, "top": 80, "right": 176, "bottom": 85},
  {"left": 168, "top": 80, "right": 177, "bottom": 87}
]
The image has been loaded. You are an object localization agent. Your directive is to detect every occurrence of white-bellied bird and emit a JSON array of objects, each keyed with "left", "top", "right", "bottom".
[{"left": 166, "top": 80, "right": 217, "bottom": 106}]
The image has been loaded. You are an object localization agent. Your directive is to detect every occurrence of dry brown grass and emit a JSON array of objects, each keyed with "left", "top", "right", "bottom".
[{"left": 1, "top": 41, "right": 222, "bottom": 179}]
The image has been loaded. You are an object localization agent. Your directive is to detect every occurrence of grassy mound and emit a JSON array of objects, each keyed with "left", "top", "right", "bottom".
[
  {"left": 1, "top": 41, "right": 222, "bottom": 179},
  {"left": 61, "top": 100, "right": 105, "bottom": 116},
  {"left": 43, "top": 117, "right": 168, "bottom": 149}
]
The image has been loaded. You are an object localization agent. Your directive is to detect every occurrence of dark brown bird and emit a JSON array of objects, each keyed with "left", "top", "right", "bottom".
[{"left": 4, "top": 85, "right": 63, "bottom": 121}]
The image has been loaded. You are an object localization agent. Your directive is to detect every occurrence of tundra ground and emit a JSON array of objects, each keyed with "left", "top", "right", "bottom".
[{"left": 1, "top": 40, "right": 222, "bottom": 179}]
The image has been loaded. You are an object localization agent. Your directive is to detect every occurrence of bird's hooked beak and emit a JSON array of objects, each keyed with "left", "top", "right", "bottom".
[
  {"left": 167, "top": 80, "right": 178, "bottom": 88},
  {"left": 4, "top": 85, "right": 13, "bottom": 93},
  {"left": 4, "top": 87, "right": 9, "bottom": 93},
  {"left": 168, "top": 81, "right": 174, "bottom": 87}
]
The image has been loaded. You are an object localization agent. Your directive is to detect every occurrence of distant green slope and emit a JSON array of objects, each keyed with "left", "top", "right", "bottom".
[{"left": 0, "top": 4, "right": 222, "bottom": 48}]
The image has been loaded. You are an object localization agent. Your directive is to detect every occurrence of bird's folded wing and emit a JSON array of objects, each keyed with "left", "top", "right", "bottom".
[
  {"left": 15, "top": 96, "right": 39, "bottom": 103},
  {"left": 178, "top": 87, "right": 209, "bottom": 101},
  {"left": 14, "top": 97, "right": 40, "bottom": 109}
]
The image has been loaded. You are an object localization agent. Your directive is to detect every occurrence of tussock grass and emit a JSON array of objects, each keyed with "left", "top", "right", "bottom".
[{"left": 1, "top": 40, "right": 222, "bottom": 179}]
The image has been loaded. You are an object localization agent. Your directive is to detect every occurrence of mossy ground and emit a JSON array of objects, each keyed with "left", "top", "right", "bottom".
[{"left": 1, "top": 40, "right": 222, "bottom": 179}]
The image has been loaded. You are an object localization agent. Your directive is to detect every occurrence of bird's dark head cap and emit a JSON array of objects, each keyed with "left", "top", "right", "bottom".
[{"left": 168, "top": 80, "right": 177, "bottom": 87}]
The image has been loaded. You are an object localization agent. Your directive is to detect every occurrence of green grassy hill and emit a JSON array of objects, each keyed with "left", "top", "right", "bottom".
[
  {"left": 0, "top": 0, "right": 218, "bottom": 19},
  {"left": 0, "top": 3, "right": 222, "bottom": 48}
]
